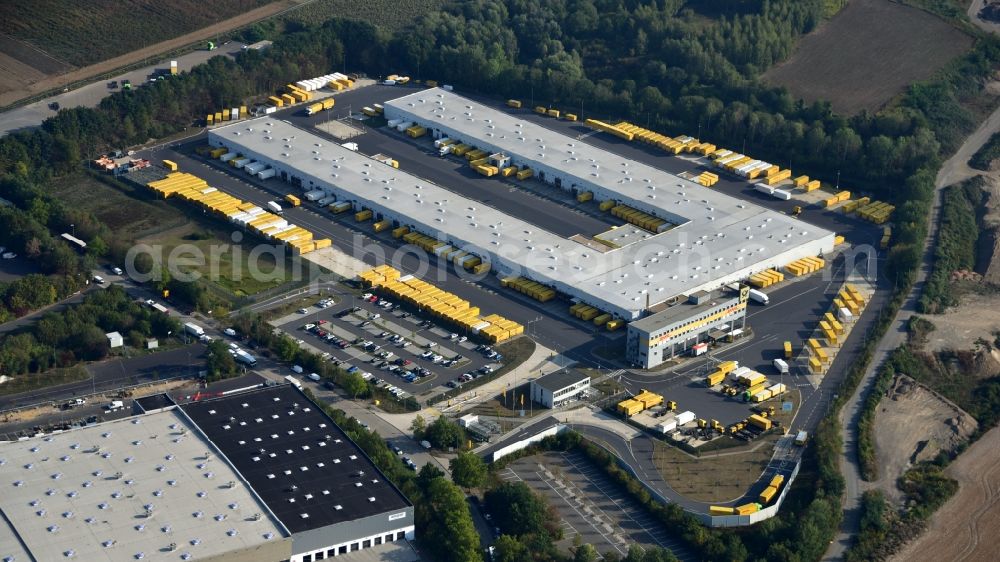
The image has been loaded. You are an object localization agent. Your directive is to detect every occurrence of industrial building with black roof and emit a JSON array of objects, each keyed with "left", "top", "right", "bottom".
[{"left": 179, "top": 384, "right": 414, "bottom": 561}]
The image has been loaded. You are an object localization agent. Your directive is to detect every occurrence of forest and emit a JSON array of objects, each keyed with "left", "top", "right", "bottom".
[{"left": 0, "top": 284, "right": 180, "bottom": 376}]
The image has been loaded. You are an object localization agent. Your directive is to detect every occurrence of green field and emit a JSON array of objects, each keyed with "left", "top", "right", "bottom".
[
  {"left": 49, "top": 173, "right": 188, "bottom": 241},
  {"left": 146, "top": 222, "right": 290, "bottom": 298},
  {"left": 0, "top": 0, "right": 274, "bottom": 67},
  {"left": 50, "top": 172, "right": 293, "bottom": 300}
]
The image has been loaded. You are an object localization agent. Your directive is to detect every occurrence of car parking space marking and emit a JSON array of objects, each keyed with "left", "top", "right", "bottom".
[
  {"left": 558, "top": 452, "right": 694, "bottom": 560},
  {"left": 516, "top": 464, "right": 628, "bottom": 556}
]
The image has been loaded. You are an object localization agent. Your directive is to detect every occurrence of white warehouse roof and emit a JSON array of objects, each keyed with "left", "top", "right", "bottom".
[
  {"left": 210, "top": 110, "right": 833, "bottom": 319},
  {"left": 0, "top": 410, "right": 287, "bottom": 562}
]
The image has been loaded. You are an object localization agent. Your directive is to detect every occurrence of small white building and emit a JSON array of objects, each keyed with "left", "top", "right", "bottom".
[
  {"left": 458, "top": 414, "right": 479, "bottom": 428},
  {"left": 530, "top": 369, "right": 591, "bottom": 409},
  {"left": 106, "top": 331, "right": 123, "bottom": 348}
]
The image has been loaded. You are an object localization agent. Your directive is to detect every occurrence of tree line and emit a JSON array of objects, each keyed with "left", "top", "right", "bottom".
[
  {"left": 918, "top": 177, "right": 987, "bottom": 313},
  {"left": 0, "top": 284, "right": 180, "bottom": 376}
]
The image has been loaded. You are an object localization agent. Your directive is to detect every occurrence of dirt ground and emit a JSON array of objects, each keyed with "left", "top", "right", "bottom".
[
  {"left": 873, "top": 375, "right": 978, "bottom": 503},
  {"left": 890, "top": 425, "right": 1000, "bottom": 562},
  {"left": 976, "top": 174, "right": 1000, "bottom": 284},
  {"left": 0, "top": 0, "right": 296, "bottom": 107},
  {"left": 763, "top": 0, "right": 973, "bottom": 115},
  {"left": 916, "top": 293, "right": 1000, "bottom": 354}
]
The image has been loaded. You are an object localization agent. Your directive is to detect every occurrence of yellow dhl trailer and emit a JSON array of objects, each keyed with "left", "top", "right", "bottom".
[
  {"left": 759, "top": 486, "right": 778, "bottom": 504},
  {"left": 706, "top": 370, "right": 726, "bottom": 386}
]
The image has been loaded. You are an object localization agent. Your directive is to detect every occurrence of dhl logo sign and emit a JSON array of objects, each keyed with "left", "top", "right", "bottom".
[{"left": 646, "top": 302, "right": 746, "bottom": 348}]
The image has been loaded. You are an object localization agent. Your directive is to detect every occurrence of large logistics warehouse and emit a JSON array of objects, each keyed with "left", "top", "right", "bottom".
[
  {"left": 0, "top": 384, "right": 413, "bottom": 562},
  {"left": 210, "top": 92, "right": 832, "bottom": 320}
]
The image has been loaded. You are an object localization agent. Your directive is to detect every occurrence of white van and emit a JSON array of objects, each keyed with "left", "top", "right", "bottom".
[{"left": 291, "top": 365, "right": 304, "bottom": 374}]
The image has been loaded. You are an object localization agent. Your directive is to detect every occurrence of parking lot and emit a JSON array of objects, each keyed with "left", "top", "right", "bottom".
[
  {"left": 277, "top": 290, "right": 503, "bottom": 398},
  {"left": 500, "top": 450, "right": 695, "bottom": 561}
]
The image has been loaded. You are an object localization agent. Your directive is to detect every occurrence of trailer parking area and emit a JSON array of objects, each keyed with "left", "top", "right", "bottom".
[{"left": 500, "top": 450, "right": 695, "bottom": 561}]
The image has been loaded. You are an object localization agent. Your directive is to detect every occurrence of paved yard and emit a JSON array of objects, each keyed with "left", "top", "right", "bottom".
[{"left": 501, "top": 451, "right": 695, "bottom": 561}]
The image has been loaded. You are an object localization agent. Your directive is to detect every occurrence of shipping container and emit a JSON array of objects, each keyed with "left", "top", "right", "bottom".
[
  {"left": 748, "top": 414, "right": 771, "bottom": 431},
  {"left": 675, "top": 411, "right": 696, "bottom": 425},
  {"left": 773, "top": 358, "right": 789, "bottom": 374},
  {"left": 735, "top": 504, "right": 759, "bottom": 516}
]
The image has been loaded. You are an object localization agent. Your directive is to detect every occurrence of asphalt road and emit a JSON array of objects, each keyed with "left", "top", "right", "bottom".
[
  {"left": 0, "top": 43, "right": 245, "bottom": 136},
  {"left": 0, "top": 343, "right": 206, "bottom": 412}
]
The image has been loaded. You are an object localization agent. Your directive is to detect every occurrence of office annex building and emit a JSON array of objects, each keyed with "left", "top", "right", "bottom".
[
  {"left": 0, "top": 385, "right": 413, "bottom": 562},
  {"left": 209, "top": 88, "right": 833, "bottom": 323}
]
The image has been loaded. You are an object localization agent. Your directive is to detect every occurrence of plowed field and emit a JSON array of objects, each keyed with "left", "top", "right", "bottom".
[{"left": 891, "top": 426, "right": 1000, "bottom": 562}]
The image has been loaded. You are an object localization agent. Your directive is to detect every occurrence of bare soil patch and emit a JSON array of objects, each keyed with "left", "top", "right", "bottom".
[
  {"left": 873, "top": 375, "right": 977, "bottom": 503},
  {"left": 764, "top": 0, "right": 973, "bottom": 115},
  {"left": 890, "top": 426, "right": 1000, "bottom": 562},
  {"left": 917, "top": 293, "right": 1000, "bottom": 353},
  {"left": 976, "top": 175, "right": 1000, "bottom": 284}
]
